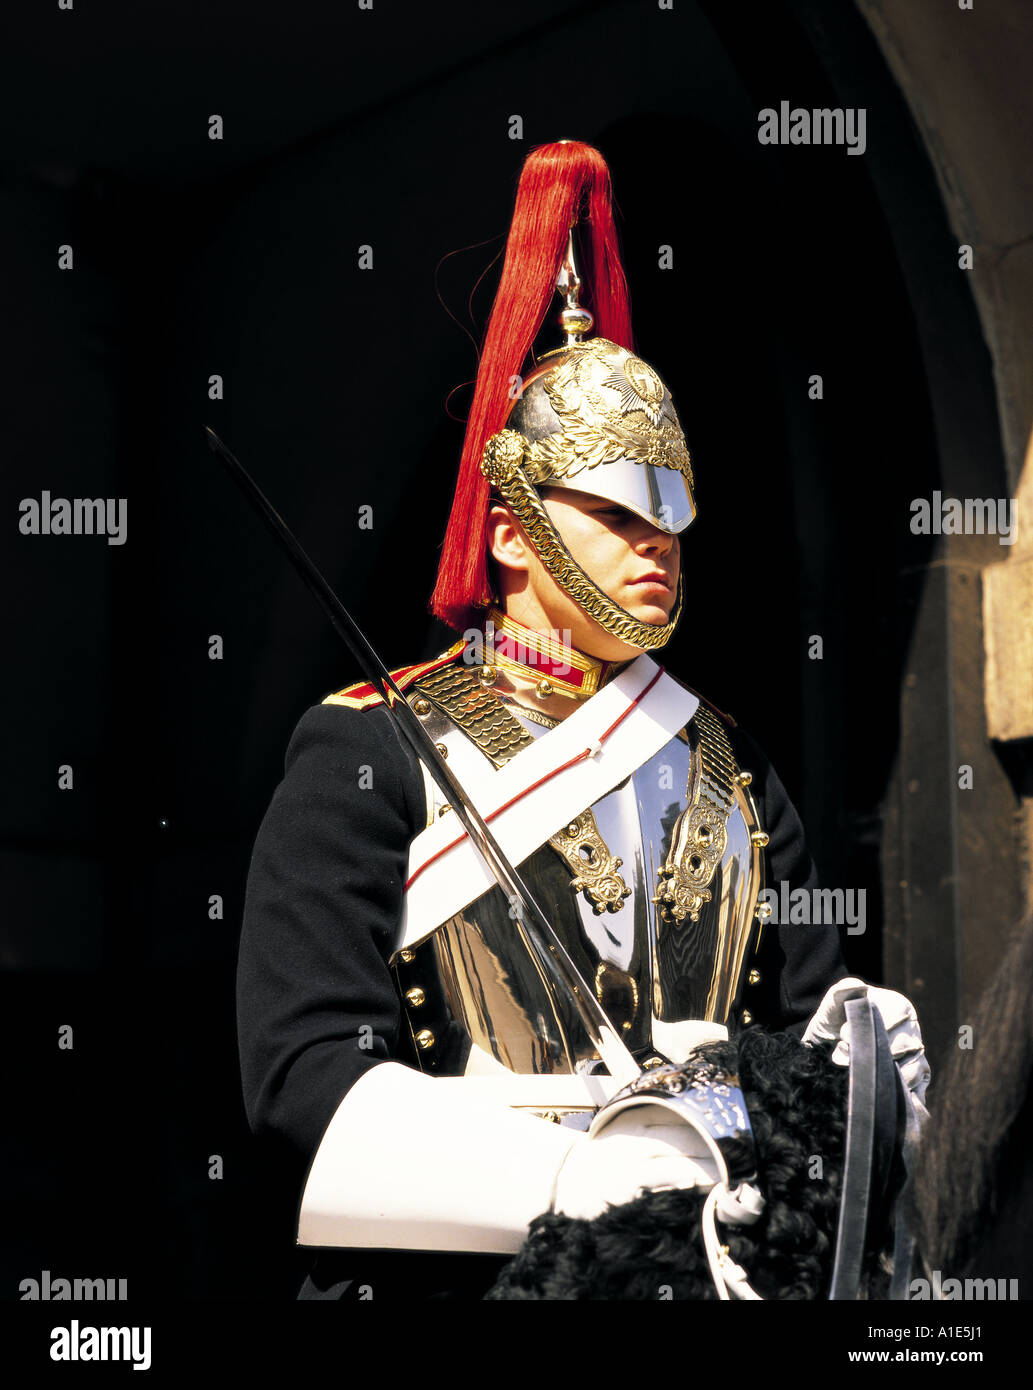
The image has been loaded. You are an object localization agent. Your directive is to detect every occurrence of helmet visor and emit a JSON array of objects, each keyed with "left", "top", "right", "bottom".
[{"left": 545, "top": 461, "right": 695, "bottom": 535}]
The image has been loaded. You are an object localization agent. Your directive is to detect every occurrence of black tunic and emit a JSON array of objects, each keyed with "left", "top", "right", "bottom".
[{"left": 236, "top": 692, "right": 847, "bottom": 1298}]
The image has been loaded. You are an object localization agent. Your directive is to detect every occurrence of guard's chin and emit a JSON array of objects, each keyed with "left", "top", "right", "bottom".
[{"left": 627, "top": 600, "right": 676, "bottom": 627}]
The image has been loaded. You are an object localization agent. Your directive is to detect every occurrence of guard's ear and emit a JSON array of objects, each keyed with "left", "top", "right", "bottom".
[{"left": 486, "top": 501, "right": 532, "bottom": 574}]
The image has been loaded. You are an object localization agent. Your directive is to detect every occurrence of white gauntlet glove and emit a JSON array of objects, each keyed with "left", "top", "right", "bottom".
[
  {"left": 801, "top": 977, "right": 931, "bottom": 1113},
  {"left": 298, "top": 1060, "right": 762, "bottom": 1259},
  {"left": 552, "top": 1101, "right": 722, "bottom": 1220},
  {"left": 553, "top": 1064, "right": 767, "bottom": 1300}
]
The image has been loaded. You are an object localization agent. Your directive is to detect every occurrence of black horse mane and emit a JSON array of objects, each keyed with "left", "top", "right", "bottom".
[
  {"left": 487, "top": 1028, "right": 864, "bottom": 1300},
  {"left": 909, "top": 913, "right": 1033, "bottom": 1275}
]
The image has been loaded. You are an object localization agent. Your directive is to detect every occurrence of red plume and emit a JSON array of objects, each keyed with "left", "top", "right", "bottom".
[{"left": 430, "top": 140, "right": 633, "bottom": 632}]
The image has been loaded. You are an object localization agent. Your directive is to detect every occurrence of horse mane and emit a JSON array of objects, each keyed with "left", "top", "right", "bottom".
[
  {"left": 909, "top": 913, "right": 1033, "bottom": 1274},
  {"left": 487, "top": 1029, "right": 859, "bottom": 1300}
]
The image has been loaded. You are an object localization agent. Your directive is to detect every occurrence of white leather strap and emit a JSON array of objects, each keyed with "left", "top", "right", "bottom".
[
  {"left": 702, "top": 1184, "right": 765, "bottom": 1300},
  {"left": 398, "top": 656, "right": 698, "bottom": 951}
]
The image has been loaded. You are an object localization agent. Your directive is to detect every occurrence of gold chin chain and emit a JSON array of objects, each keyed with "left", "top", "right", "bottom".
[{"left": 481, "top": 435, "right": 682, "bottom": 652}]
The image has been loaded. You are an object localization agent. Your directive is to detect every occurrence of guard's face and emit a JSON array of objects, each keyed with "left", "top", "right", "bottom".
[
  {"left": 542, "top": 488, "right": 681, "bottom": 628},
  {"left": 488, "top": 488, "right": 681, "bottom": 663}
]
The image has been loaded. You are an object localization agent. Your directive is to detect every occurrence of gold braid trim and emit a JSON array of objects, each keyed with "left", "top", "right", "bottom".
[{"left": 483, "top": 433, "right": 682, "bottom": 652}]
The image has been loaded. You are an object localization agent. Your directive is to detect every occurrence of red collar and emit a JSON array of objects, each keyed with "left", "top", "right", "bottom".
[{"left": 484, "top": 608, "right": 610, "bottom": 700}]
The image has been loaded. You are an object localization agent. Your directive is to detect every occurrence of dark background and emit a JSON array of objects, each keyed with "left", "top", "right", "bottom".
[{"left": 0, "top": 0, "right": 1009, "bottom": 1300}]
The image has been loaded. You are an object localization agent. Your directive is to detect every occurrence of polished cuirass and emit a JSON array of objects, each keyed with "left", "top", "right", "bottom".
[{"left": 391, "top": 661, "right": 767, "bottom": 1078}]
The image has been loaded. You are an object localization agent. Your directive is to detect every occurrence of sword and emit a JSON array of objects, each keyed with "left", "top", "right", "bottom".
[{"left": 206, "top": 426, "right": 641, "bottom": 1087}]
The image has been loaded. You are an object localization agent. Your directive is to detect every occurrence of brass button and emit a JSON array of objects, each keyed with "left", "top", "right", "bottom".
[
  {"left": 539, "top": 1110, "right": 561, "bottom": 1125},
  {"left": 741, "top": 1010, "right": 753, "bottom": 1026},
  {"left": 736, "top": 770, "right": 753, "bottom": 787},
  {"left": 755, "top": 902, "right": 773, "bottom": 921},
  {"left": 479, "top": 665, "right": 498, "bottom": 686},
  {"left": 405, "top": 987, "right": 426, "bottom": 1008},
  {"left": 415, "top": 1029, "right": 435, "bottom": 1051},
  {"left": 437, "top": 803, "right": 452, "bottom": 817},
  {"left": 748, "top": 969, "right": 762, "bottom": 986},
  {"left": 435, "top": 742, "right": 448, "bottom": 758},
  {"left": 536, "top": 679, "right": 554, "bottom": 698},
  {"left": 750, "top": 831, "right": 770, "bottom": 848},
  {"left": 411, "top": 697, "right": 431, "bottom": 716},
  {"left": 642, "top": 1055, "right": 666, "bottom": 1070},
  {"left": 398, "top": 948, "right": 415, "bottom": 964}
]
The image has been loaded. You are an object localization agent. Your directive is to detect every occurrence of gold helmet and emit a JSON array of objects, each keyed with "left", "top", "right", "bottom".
[
  {"left": 482, "top": 329, "right": 695, "bottom": 650},
  {"left": 433, "top": 141, "right": 696, "bottom": 652}
]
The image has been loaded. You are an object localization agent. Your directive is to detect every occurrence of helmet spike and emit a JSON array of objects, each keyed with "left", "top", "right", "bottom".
[{"left": 557, "top": 229, "right": 594, "bottom": 346}]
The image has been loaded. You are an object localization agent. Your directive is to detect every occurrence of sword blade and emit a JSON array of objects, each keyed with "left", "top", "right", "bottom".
[{"left": 206, "top": 426, "right": 640, "bottom": 1085}]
